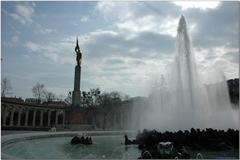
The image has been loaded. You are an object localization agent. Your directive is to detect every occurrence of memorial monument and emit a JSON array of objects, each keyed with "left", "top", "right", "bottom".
[{"left": 65, "top": 37, "right": 92, "bottom": 130}]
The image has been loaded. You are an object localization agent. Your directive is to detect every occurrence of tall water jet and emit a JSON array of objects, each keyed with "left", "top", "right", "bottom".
[
  {"left": 130, "top": 15, "right": 239, "bottom": 131},
  {"left": 170, "top": 15, "right": 207, "bottom": 129},
  {"left": 176, "top": 15, "right": 196, "bottom": 109}
]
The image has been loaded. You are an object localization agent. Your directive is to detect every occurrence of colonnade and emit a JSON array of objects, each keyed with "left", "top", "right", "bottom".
[{"left": 1, "top": 103, "right": 65, "bottom": 128}]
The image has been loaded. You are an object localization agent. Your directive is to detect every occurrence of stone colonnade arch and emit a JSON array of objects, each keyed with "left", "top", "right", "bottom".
[{"left": 1, "top": 102, "right": 66, "bottom": 129}]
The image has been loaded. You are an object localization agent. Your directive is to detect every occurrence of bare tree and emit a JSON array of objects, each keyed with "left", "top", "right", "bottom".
[
  {"left": 90, "top": 88, "right": 101, "bottom": 105},
  {"left": 64, "top": 92, "right": 72, "bottom": 105},
  {"left": 109, "top": 91, "right": 122, "bottom": 105},
  {"left": 56, "top": 94, "right": 65, "bottom": 101},
  {"left": 44, "top": 91, "right": 56, "bottom": 102},
  {"left": 32, "top": 82, "right": 46, "bottom": 104},
  {"left": 98, "top": 91, "right": 122, "bottom": 130},
  {"left": 1, "top": 77, "right": 12, "bottom": 97},
  {"left": 123, "top": 94, "right": 130, "bottom": 101},
  {"left": 80, "top": 88, "right": 101, "bottom": 107}
]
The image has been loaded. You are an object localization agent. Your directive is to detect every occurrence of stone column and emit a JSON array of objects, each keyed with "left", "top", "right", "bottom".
[
  {"left": 114, "top": 113, "right": 117, "bottom": 129},
  {"left": 55, "top": 111, "right": 59, "bottom": 126},
  {"left": 10, "top": 108, "right": 15, "bottom": 126},
  {"left": 2, "top": 107, "right": 7, "bottom": 126},
  {"left": 62, "top": 112, "right": 65, "bottom": 126},
  {"left": 119, "top": 113, "right": 123, "bottom": 129},
  {"left": 122, "top": 113, "right": 125, "bottom": 129},
  {"left": 17, "top": 109, "right": 22, "bottom": 126},
  {"left": 48, "top": 110, "right": 51, "bottom": 126},
  {"left": 116, "top": 111, "right": 119, "bottom": 129},
  {"left": 40, "top": 110, "right": 44, "bottom": 127},
  {"left": 25, "top": 109, "right": 29, "bottom": 126},
  {"left": 32, "top": 109, "right": 36, "bottom": 127},
  {"left": 123, "top": 113, "right": 126, "bottom": 130}
]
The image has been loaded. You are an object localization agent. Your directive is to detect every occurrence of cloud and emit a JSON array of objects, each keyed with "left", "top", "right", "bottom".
[
  {"left": 10, "top": 2, "right": 35, "bottom": 24},
  {"left": 222, "top": 52, "right": 239, "bottom": 64},
  {"left": 80, "top": 16, "right": 89, "bottom": 22},
  {"left": 185, "top": 2, "right": 238, "bottom": 48},
  {"left": 34, "top": 23, "right": 53, "bottom": 35},
  {"left": 172, "top": 1, "right": 220, "bottom": 10},
  {"left": 25, "top": 40, "right": 74, "bottom": 64},
  {"left": 3, "top": 35, "right": 20, "bottom": 47},
  {"left": 73, "top": 30, "right": 176, "bottom": 72},
  {"left": 3, "top": 2, "right": 53, "bottom": 37},
  {"left": 96, "top": 1, "right": 136, "bottom": 21},
  {"left": 25, "top": 41, "right": 41, "bottom": 52},
  {"left": 97, "top": 1, "right": 182, "bottom": 37},
  {"left": 194, "top": 45, "right": 239, "bottom": 80},
  {"left": 11, "top": 35, "right": 19, "bottom": 43},
  {"left": 96, "top": 1, "right": 237, "bottom": 50}
]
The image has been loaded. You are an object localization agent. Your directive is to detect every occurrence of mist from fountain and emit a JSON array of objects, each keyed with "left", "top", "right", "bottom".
[{"left": 130, "top": 15, "right": 239, "bottom": 131}]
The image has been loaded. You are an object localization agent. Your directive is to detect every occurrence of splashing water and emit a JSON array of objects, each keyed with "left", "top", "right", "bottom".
[{"left": 130, "top": 16, "right": 239, "bottom": 131}]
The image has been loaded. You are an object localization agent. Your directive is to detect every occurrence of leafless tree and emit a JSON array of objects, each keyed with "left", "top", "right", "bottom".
[
  {"left": 1, "top": 77, "right": 12, "bottom": 97},
  {"left": 64, "top": 92, "right": 72, "bottom": 105},
  {"left": 32, "top": 82, "right": 46, "bottom": 104},
  {"left": 56, "top": 94, "right": 65, "bottom": 101},
  {"left": 44, "top": 91, "right": 56, "bottom": 102},
  {"left": 98, "top": 91, "right": 122, "bottom": 130}
]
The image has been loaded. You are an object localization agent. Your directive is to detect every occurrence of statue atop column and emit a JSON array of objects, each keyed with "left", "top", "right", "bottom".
[{"left": 75, "top": 37, "right": 82, "bottom": 66}]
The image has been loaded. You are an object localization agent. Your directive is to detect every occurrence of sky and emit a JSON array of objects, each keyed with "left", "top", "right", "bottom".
[{"left": 1, "top": 1, "right": 239, "bottom": 99}]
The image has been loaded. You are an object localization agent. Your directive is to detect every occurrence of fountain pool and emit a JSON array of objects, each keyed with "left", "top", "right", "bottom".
[
  {"left": 1, "top": 131, "right": 140, "bottom": 159},
  {"left": 1, "top": 132, "right": 239, "bottom": 159}
]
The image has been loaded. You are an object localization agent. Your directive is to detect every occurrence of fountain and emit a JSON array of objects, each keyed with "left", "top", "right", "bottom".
[{"left": 132, "top": 15, "right": 239, "bottom": 131}]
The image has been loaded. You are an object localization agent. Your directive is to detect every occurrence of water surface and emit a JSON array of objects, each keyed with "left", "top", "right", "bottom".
[{"left": 2, "top": 135, "right": 239, "bottom": 159}]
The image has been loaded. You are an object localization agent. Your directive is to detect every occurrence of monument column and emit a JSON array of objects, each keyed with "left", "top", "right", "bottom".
[{"left": 72, "top": 37, "right": 82, "bottom": 107}]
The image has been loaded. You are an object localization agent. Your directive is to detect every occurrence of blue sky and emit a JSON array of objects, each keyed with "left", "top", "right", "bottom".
[{"left": 1, "top": 1, "right": 239, "bottom": 99}]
